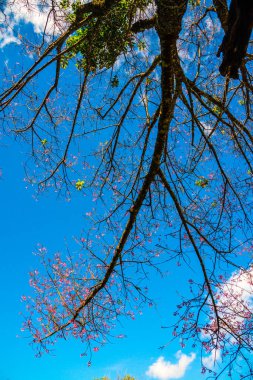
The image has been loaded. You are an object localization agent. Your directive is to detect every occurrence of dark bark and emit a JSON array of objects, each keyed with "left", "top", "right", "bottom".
[
  {"left": 217, "top": 0, "right": 253, "bottom": 79},
  {"left": 75, "top": 0, "right": 118, "bottom": 21},
  {"left": 155, "top": 0, "right": 187, "bottom": 36},
  {"left": 131, "top": 16, "right": 156, "bottom": 33},
  {"left": 213, "top": 0, "right": 228, "bottom": 32}
]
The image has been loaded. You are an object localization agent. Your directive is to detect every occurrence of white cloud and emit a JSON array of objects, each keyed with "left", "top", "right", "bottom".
[
  {"left": 200, "top": 121, "right": 214, "bottom": 137},
  {"left": 0, "top": 0, "right": 67, "bottom": 48},
  {"left": 146, "top": 351, "right": 196, "bottom": 380},
  {"left": 202, "top": 349, "right": 221, "bottom": 369}
]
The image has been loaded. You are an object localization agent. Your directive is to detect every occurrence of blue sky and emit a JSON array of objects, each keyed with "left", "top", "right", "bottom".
[
  {"left": 0, "top": 139, "right": 201, "bottom": 380},
  {"left": 0, "top": 2, "right": 252, "bottom": 380},
  {"left": 0, "top": 126, "right": 201, "bottom": 380}
]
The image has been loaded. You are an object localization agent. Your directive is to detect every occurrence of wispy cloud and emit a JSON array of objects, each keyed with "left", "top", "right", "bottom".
[
  {"left": 146, "top": 351, "right": 196, "bottom": 380},
  {"left": 202, "top": 349, "right": 221, "bottom": 369},
  {"left": 212, "top": 266, "right": 253, "bottom": 334},
  {"left": 219, "top": 266, "right": 253, "bottom": 313},
  {"left": 0, "top": 26, "right": 21, "bottom": 48},
  {"left": 201, "top": 265, "right": 253, "bottom": 368}
]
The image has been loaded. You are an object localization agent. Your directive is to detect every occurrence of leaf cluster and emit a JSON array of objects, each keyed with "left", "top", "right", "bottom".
[{"left": 62, "top": 0, "right": 151, "bottom": 71}]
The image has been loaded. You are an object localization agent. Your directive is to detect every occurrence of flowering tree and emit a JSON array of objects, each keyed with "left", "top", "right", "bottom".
[
  {"left": 94, "top": 376, "right": 135, "bottom": 380},
  {"left": 1, "top": 0, "right": 253, "bottom": 378}
]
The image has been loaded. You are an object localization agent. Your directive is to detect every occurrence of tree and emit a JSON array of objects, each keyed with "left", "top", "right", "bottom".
[{"left": 1, "top": 0, "right": 253, "bottom": 378}]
